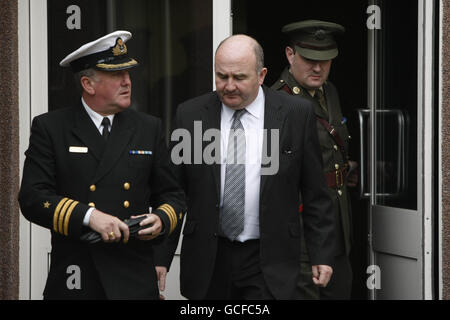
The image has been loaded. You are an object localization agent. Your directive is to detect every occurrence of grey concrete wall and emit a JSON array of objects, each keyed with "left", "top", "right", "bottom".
[{"left": 0, "top": 0, "right": 19, "bottom": 300}]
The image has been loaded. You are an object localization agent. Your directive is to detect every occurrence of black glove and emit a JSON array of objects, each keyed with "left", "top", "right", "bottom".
[{"left": 80, "top": 216, "right": 152, "bottom": 243}]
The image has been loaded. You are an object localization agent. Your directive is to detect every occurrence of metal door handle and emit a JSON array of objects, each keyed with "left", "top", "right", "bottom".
[{"left": 357, "top": 109, "right": 406, "bottom": 198}]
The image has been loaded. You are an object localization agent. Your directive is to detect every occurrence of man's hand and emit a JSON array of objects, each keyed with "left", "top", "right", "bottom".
[
  {"left": 130, "top": 213, "right": 163, "bottom": 240},
  {"left": 89, "top": 209, "right": 130, "bottom": 243},
  {"left": 156, "top": 266, "right": 167, "bottom": 300},
  {"left": 312, "top": 265, "right": 333, "bottom": 287}
]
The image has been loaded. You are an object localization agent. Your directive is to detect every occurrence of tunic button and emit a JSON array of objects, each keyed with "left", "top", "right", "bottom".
[
  {"left": 123, "top": 201, "right": 130, "bottom": 208},
  {"left": 124, "top": 182, "right": 131, "bottom": 190},
  {"left": 338, "top": 190, "right": 343, "bottom": 196},
  {"left": 88, "top": 202, "right": 95, "bottom": 207},
  {"left": 334, "top": 145, "right": 338, "bottom": 151},
  {"left": 335, "top": 164, "right": 340, "bottom": 170},
  {"left": 89, "top": 185, "right": 96, "bottom": 192},
  {"left": 293, "top": 86, "right": 300, "bottom": 94}
]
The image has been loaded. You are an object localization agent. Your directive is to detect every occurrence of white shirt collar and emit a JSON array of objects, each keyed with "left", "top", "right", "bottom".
[
  {"left": 81, "top": 98, "right": 114, "bottom": 131},
  {"left": 221, "top": 86, "right": 264, "bottom": 123}
]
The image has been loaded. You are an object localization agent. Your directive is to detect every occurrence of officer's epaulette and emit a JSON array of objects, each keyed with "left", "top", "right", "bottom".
[{"left": 271, "top": 79, "right": 287, "bottom": 91}]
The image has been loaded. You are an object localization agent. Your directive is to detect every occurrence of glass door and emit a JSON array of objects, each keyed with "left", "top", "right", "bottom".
[{"left": 366, "top": 0, "right": 435, "bottom": 299}]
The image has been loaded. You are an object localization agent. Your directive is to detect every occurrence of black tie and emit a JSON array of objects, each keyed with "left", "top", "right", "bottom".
[{"left": 101, "top": 117, "right": 111, "bottom": 140}]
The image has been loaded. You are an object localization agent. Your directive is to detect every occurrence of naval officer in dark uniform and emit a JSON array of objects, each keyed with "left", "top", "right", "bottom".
[
  {"left": 272, "top": 20, "right": 358, "bottom": 299},
  {"left": 19, "top": 30, "right": 185, "bottom": 300}
]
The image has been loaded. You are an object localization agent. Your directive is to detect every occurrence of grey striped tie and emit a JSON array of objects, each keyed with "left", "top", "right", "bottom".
[{"left": 220, "top": 109, "right": 246, "bottom": 240}]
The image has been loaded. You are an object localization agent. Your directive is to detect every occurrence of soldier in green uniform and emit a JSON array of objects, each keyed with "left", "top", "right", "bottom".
[{"left": 272, "top": 20, "right": 358, "bottom": 299}]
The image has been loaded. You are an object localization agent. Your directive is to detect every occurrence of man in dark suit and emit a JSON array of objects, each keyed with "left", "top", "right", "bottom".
[
  {"left": 272, "top": 20, "right": 358, "bottom": 299},
  {"left": 155, "top": 35, "right": 336, "bottom": 299},
  {"left": 18, "top": 31, "right": 185, "bottom": 300}
]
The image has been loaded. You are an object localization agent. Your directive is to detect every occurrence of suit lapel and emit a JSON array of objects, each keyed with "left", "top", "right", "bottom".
[
  {"left": 71, "top": 105, "right": 105, "bottom": 162},
  {"left": 260, "top": 86, "right": 285, "bottom": 198},
  {"left": 202, "top": 93, "right": 222, "bottom": 200},
  {"left": 93, "top": 109, "right": 135, "bottom": 183}
]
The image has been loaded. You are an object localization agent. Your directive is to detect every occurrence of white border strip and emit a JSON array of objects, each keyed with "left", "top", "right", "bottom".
[
  {"left": 212, "top": 0, "right": 232, "bottom": 89},
  {"left": 30, "top": 0, "right": 48, "bottom": 118},
  {"left": 18, "top": 0, "right": 31, "bottom": 300},
  {"left": 29, "top": 0, "right": 51, "bottom": 300},
  {"left": 420, "top": 0, "right": 435, "bottom": 300}
]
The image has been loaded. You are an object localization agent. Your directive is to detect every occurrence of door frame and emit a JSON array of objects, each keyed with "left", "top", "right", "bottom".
[
  {"left": 212, "top": 0, "right": 232, "bottom": 89},
  {"left": 417, "top": 0, "right": 435, "bottom": 300}
]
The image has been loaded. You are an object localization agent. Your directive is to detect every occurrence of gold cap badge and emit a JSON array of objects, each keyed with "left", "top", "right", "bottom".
[{"left": 112, "top": 38, "right": 127, "bottom": 56}]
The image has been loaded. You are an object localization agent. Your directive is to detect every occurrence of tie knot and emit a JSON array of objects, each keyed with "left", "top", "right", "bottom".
[
  {"left": 101, "top": 117, "right": 111, "bottom": 128},
  {"left": 233, "top": 109, "right": 246, "bottom": 121},
  {"left": 314, "top": 89, "right": 324, "bottom": 99}
]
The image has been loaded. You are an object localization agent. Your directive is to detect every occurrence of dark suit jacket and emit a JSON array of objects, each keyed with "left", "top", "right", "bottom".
[
  {"left": 155, "top": 86, "right": 336, "bottom": 299},
  {"left": 19, "top": 104, "right": 185, "bottom": 299}
]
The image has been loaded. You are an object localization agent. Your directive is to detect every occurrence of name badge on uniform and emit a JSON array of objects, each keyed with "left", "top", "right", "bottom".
[
  {"left": 69, "top": 146, "right": 88, "bottom": 153},
  {"left": 129, "top": 150, "right": 152, "bottom": 155}
]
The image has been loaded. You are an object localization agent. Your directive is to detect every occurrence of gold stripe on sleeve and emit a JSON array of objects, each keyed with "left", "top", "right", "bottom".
[
  {"left": 158, "top": 205, "right": 172, "bottom": 232},
  {"left": 58, "top": 199, "right": 74, "bottom": 234},
  {"left": 160, "top": 204, "right": 176, "bottom": 233},
  {"left": 63, "top": 201, "right": 79, "bottom": 236},
  {"left": 53, "top": 198, "right": 69, "bottom": 232},
  {"left": 159, "top": 204, "right": 177, "bottom": 234}
]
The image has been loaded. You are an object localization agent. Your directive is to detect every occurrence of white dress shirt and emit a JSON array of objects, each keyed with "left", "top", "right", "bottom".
[
  {"left": 81, "top": 98, "right": 115, "bottom": 135},
  {"left": 80, "top": 98, "right": 115, "bottom": 226},
  {"left": 220, "top": 86, "right": 265, "bottom": 242}
]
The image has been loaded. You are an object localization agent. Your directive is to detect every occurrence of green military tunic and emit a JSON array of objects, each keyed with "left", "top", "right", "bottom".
[
  {"left": 272, "top": 67, "right": 352, "bottom": 256},
  {"left": 272, "top": 67, "right": 353, "bottom": 299}
]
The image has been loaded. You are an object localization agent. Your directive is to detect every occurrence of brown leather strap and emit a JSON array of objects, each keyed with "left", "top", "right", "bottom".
[{"left": 316, "top": 117, "right": 349, "bottom": 161}]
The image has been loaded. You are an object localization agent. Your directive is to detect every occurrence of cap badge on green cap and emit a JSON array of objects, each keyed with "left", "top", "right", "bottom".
[{"left": 314, "top": 30, "right": 326, "bottom": 41}]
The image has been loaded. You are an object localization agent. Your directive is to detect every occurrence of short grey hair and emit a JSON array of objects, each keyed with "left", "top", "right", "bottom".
[
  {"left": 74, "top": 68, "right": 98, "bottom": 94},
  {"left": 253, "top": 40, "right": 265, "bottom": 73}
]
